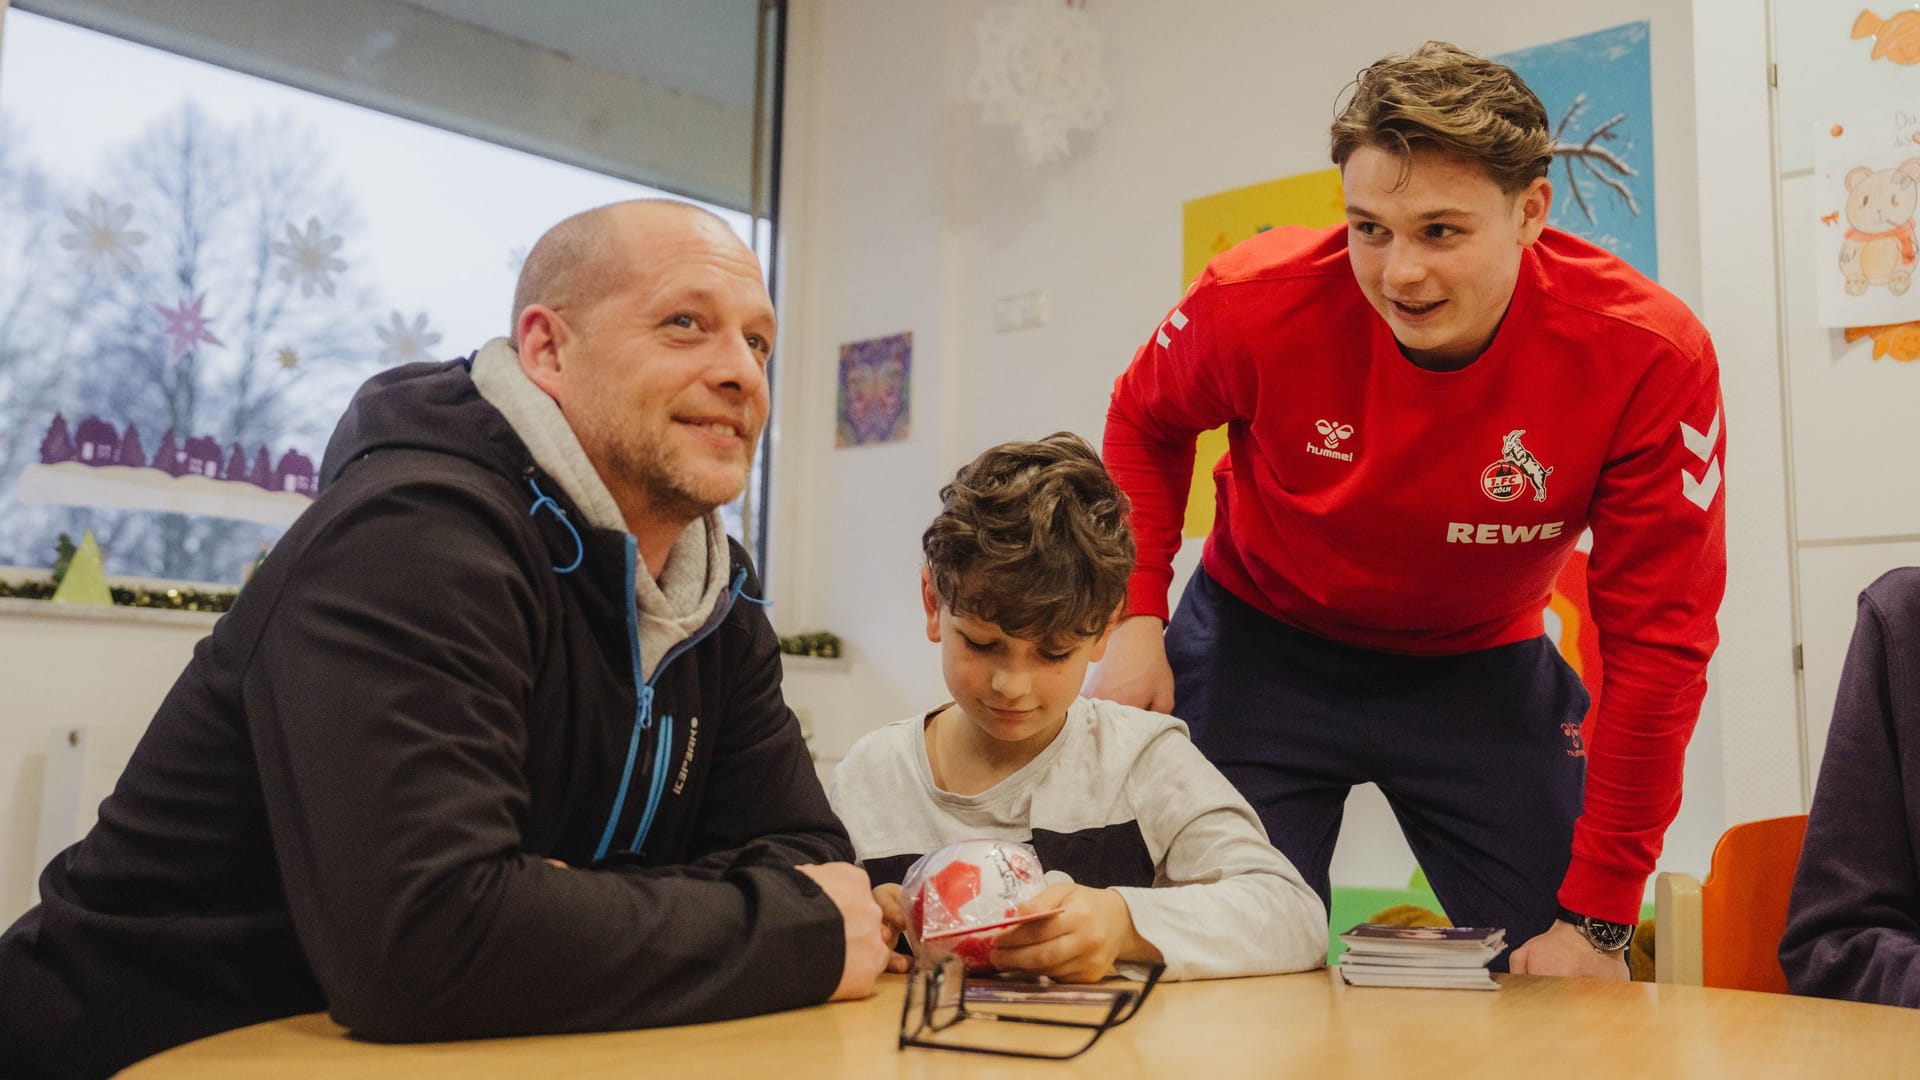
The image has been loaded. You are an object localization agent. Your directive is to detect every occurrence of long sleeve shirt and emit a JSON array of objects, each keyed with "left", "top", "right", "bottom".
[
  {"left": 1104, "top": 225, "right": 1726, "bottom": 923},
  {"left": 829, "top": 697, "right": 1328, "bottom": 979}
]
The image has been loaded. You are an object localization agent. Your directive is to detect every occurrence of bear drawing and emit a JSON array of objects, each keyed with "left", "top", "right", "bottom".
[{"left": 1840, "top": 157, "right": 1920, "bottom": 296}]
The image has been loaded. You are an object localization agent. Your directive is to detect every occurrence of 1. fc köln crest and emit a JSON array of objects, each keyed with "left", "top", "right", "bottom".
[{"left": 1481, "top": 429, "right": 1554, "bottom": 503}]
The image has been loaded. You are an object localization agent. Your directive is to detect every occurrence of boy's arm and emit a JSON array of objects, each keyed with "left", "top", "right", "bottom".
[{"left": 1110, "top": 721, "right": 1328, "bottom": 979}]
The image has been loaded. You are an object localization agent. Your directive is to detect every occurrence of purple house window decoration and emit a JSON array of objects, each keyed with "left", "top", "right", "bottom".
[
  {"left": 182, "top": 435, "right": 222, "bottom": 478},
  {"left": 40, "top": 414, "right": 75, "bottom": 465},
  {"left": 274, "top": 449, "right": 316, "bottom": 496},
  {"left": 74, "top": 416, "right": 119, "bottom": 465}
]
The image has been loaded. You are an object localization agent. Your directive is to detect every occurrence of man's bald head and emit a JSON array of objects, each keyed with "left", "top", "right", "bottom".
[{"left": 510, "top": 199, "right": 739, "bottom": 344}]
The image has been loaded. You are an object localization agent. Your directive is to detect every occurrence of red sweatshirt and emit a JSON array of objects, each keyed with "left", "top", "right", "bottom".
[{"left": 1105, "top": 224, "right": 1726, "bottom": 923}]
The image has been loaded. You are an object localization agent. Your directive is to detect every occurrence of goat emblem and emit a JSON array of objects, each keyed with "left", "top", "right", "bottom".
[
  {"left": 1314, "top": 419, "right": 1355, "bottom": 449},
  {"left": 1497, "top": 429, "right": 1553, "bottom": 503}
]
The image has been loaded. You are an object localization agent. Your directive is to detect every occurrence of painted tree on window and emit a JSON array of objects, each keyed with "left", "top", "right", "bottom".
[{"left": 0, "top": 104, "right": 386, "bottom": 581}]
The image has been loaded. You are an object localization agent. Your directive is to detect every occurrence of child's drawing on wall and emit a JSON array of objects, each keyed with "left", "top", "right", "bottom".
[
  {"left": 1816, "top": 102, "right": 1920, "bottom": 326},
  {"left": 1839, "top": 158, "right": 1920, "bottom": 296}
]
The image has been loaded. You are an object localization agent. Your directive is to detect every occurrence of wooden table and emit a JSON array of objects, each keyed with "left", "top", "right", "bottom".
[{"left": 120, "top": 969, "right": 1919, "bottom": 1078}]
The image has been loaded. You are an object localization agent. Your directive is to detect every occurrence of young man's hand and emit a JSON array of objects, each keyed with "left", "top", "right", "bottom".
[
  {"left": 795, "top": 863, "right": 891, "bottom": 999},
  {"left": 988, "top": 883, "right": 1163, "bottom": 982},
  {"left": 871, "top": 882, "right": 913, "bottom": 973},
  {"left": 1082, "top": 616, "right": 1174, "bottom": 712},
  {"left": 1507, "top": 919, "right": 1631, "bottom": 980}
]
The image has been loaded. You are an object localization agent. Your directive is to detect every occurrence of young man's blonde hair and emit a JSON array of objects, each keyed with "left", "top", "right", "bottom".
[
  {"left": 922, "top": 432, "right": 1134, "bottom": 649},
  {"left": 1329, "top": 41, "right": 1553, "bottom": 193}
]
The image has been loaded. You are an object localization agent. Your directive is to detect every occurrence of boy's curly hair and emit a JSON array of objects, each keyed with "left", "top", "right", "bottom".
[
  {"left": 1329, "top": 41, "right": 1553, "bottom": 193},
  {"left": 922, "top": 432, "right": 1134, "bottom": 648}
]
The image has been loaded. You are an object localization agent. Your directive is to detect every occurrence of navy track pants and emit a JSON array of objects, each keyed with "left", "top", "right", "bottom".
[{"left": 1165, "top": 566, "right": 1591, "bottom": 969}]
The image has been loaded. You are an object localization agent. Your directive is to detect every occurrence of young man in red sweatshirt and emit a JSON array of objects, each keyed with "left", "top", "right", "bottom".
[{"left": 1090, "top": 42, "right": 1725, "bottom": 977}]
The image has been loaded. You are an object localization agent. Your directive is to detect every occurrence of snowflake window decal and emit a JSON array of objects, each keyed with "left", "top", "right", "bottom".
[
  {"left": 59, "top": 192, "right": 148, "bottom": 275},
  {"left": 966, "top": 0, "right": 1111, "bottom": 165},
  {"left": 273, "top": 217, "right": 348, "bottom": 298},
  {"left": 376, "top": 310, "right": 442, "bottom": 365}
]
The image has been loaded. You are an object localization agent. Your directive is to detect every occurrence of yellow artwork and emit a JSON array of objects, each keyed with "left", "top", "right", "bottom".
[
  {"left": 1176, "top": 168, "right": 1345, "bottom": 537},
  {"left": 1843, "top": 320, "right": 1920, "bottom": 360}
]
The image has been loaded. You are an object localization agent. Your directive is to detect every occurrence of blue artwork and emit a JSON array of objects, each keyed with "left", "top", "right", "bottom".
[{"left": 1499, "top": 22, "right": 1658, "bottom": 281}]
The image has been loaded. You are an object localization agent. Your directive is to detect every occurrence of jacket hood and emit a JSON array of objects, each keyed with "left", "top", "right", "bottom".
[{"left": 319, "top": 358, "right": 530, "bottom": 488}]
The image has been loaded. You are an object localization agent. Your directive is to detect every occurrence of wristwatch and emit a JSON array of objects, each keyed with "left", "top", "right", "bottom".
[{"left": 1556, "top": 906, "right": 1635, "bottom": 953}]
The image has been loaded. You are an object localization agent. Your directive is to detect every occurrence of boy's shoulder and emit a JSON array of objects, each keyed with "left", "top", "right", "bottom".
[
  {"left": 831, "top": 712, "right": 931, "bottom": 795},
  {"left": 1078, "top": 696, "right": 1191, "bottom": 742},
  {"left": 1074, "top": 697, "right": 1200, "bottom": 770},
  {"left": 841, "top": 712, "right": 927, "bottom": 757}
]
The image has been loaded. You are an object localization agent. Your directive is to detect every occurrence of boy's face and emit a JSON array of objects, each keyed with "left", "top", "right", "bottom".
[
  {"left": 1342, "top": 143, "right": 1552, "bottom": 369},
  {"left": 921, "top": 568, "right": 1114, "bottom": 749}
]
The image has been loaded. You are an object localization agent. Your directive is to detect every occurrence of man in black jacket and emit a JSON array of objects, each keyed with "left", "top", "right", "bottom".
[{"left": 0, "top": 200, "right": 889, "bottom": 1077}]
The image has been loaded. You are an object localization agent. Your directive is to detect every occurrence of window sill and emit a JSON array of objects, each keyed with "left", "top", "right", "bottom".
[{"left": 0, "top": 595, "right": 219, "bottom": 629}]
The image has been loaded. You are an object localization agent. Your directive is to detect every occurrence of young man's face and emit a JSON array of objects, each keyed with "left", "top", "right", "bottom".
[
  {"left": 921, "top": 569, "right": 1113, "bottom": 751},
  {"left": 1342, "top": 143, "right": 1552, "bottom": 369}
]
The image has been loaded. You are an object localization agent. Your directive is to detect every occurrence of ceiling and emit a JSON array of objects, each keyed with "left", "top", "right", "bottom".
[{"left": 400, "top": 0, "right": 764, "bottom": 112}]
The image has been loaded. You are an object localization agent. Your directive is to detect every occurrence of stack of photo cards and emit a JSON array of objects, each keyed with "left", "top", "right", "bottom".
[{"left": 1336, "top": 923, "right": 1504, "bottom": 990}]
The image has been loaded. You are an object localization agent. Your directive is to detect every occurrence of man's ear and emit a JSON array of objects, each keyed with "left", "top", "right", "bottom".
[
  {"left": 1516, "top": 175, "right": 1553, "bottom": 247},
  {"left": 516, "top": 304, "right": 570, "bottom": 404},
  {"left": 921, "top": 566, "right": 943, "bottom": 643}
]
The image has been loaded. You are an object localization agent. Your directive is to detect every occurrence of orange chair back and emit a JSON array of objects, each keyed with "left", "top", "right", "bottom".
[{"left": 1699, "top": 814, "right": 1809, "bottom": 993}]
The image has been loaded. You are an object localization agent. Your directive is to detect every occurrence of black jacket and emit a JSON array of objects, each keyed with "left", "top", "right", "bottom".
[
  {"left": 0, "top": 359, "right": 850, "bottom": 1077},
  {"left": 1780, "top": 567, "right": 1920, "bottom": 1008}
]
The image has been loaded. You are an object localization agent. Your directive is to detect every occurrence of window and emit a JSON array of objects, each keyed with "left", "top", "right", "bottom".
[{"left": 0, "top": 2, "right": 781, "bottom": 584}]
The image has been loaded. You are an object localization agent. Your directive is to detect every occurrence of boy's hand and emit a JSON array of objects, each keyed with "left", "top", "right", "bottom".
[
  {"left": 795, "top": 863, "right": 890, "bottom": 1000},
  {"left": 872, "top": 882, "right": 913, "bottom": 973},
  {"left": 988, "top": 883, "right": 1161, "bottom": 982},
  {"left": 1082, "top": 616, "right": 1174, "bottom": 712}
]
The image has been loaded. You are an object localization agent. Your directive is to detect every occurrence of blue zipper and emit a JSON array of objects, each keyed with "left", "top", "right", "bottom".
[{"left": 591, "top": 549, "right": 753, "bottom": 863}]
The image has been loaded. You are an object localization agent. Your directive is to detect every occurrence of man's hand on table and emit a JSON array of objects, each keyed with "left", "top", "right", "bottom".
[
  {"left": 1507, "top": 919, "right": 1630, "bottom": 980},
  {"left": 797, "top": 862, "right": 891, "bottom": 1000}
]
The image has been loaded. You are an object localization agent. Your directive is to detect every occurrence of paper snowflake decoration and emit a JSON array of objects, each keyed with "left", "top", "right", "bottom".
[
  {"left": 273, "top": 217, "right": 348, "bottom": 298},
  {"left": 276, "top": 347, "right": 301, "bottom": 371},
  {"left": 376, "top": 310, "right": 442, "bottom": 365},
  {"left": 966, "top": 0, "right": 1111, "bottom": 164},
  {"left": 154, "top": 293, "right": 224, "bottom": 361},
  {"left": 59, "top": 193, "right": 147, "bottom": 275}
]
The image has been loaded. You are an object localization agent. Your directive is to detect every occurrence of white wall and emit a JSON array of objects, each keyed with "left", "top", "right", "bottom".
[
  {"left": 773, "top": 0, "right": 1794, "bottom": 891},
  {"left": 0, "top": 600, "right": 207, "bottom": 922}
]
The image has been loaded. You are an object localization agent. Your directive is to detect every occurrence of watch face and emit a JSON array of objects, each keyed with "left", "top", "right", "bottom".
[{"left": 1581, "top": 917, "right": 1635, "bottom": 952}]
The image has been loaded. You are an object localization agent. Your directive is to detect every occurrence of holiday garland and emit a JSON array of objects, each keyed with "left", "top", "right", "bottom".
[{"left": 0, "top": 575, "right": 236, "bottom": 613}]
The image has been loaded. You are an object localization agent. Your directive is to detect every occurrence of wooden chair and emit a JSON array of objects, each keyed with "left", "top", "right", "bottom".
[{"left": 1654, "top": 814, "right": 1809, "bottom": 992}]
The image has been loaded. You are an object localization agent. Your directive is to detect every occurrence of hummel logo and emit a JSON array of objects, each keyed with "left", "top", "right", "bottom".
[
  {"left": 1155, "top": 307, "right": 1188, "bottom": 348},
  {"left": 1314, "top": 420, "right": 1354, "bottom": 449},
  {"left": 1679, "top": 407, "right": 1722, "bottom": 511}
]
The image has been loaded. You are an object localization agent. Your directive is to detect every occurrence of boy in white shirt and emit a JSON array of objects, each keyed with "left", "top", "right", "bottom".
[{"left": 829, "top": 432, "right": 1327, "bottom": 981}]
